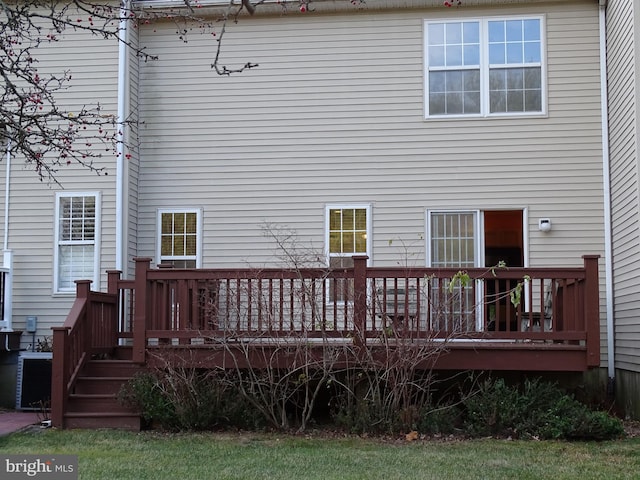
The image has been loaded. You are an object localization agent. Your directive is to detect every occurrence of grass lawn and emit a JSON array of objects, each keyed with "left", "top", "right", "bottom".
[{"left": 1, "top": 429, "right": 639, "bottom": 480}]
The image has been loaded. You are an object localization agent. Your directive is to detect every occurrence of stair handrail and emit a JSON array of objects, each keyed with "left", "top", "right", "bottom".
[{"left": 51, "top": 280, "right": 119, "bottom": 428}]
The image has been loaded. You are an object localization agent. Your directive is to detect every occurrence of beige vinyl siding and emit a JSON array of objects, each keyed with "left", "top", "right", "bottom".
[
  {"left": 0, "top": 23, "right": 120, "bottom": 348},
  {"left": 608, "top": 0, "right": 640, "bottom": 373},
  {"left": 136, "top": 1, "right": 606, "bottom": 362},
  {"left": 138, "top": 1, "right": 604, "bottom": 262},
  {"left": 127, "top": 24, "right": 142, "bottom": 277}
]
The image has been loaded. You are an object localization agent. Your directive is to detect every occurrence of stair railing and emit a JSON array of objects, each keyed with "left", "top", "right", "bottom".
[{"left": 51, "top": 280, "right": 119, "bottom": 428}]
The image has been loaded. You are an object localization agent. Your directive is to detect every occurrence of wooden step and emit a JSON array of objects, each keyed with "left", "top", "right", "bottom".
[
  {"left": 63, "top": 412, "right": 141, "bottom": 431},
  {"left": 62, "top": 352, "right": 142, "bottom": 430},
  {"left": 82, "top": 360, "right": 143, "bottom": 378},
  {"left": 73, "top": 376, "right": 132, "bottom": 395},
  {"left": 67, "top": 393, "right": 133, "bottom": 414},
  {"left": 110, "top": 346, "right": 134, "bottom": 361}
]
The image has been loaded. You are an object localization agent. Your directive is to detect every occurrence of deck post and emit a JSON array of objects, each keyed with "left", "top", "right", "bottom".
[
  {"left": 106, "top": 269, "right": 122, "bottom": 295},
  {"left": 106, "top": 270, "right": 123, "bottom": 346},
  {"left": 352, "top": 255, "right": 369, "bottom": 347},
  {"left": 77, "top": 281, "right": 93, "bottom": 351},
  {"left": 132, "top": 258, "right": 152, "bottom": 364},
  {"left": 583, "top": 255, "right": 600, "bottom": 367},
  {"left": 51, "top": 280, "right": 89, "bottom": 429},
  {"left": 51, "top": 325, "right": 69, "bottom": 428}
]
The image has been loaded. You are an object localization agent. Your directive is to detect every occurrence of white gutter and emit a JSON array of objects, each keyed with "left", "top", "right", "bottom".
[
  {"left": 115, "top": 1, "right": 129, "bottom": 274},
  {"left": 1, "top": 139, "right": 13, "bottom": 333},
  {"left": 136, "top": 0, "right": 556, "bottom": 16},
  {"left": 599, "top": 4, "right": 615, "bottom": 381}
]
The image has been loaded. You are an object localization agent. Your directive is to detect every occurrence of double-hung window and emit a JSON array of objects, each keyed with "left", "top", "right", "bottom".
[
  {"left": 426, "top": 21, "right": 481, "bottom": 115},
  {"left": 54, "top": 192, "right": 100, "bottom": 293},
  {"left": 425, "top": 16, "right": 544, "bottom": 117},
  {"left": 157, "top": 209, "right": 202, "bottom": 268},
  {"left": 326, "top": 205, "right": 371, "bottom": 303}
]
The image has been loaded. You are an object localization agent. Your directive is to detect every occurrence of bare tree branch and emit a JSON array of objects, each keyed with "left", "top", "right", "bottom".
[{"left": 0, "top": 0, "right": 143, "bottom": 184}]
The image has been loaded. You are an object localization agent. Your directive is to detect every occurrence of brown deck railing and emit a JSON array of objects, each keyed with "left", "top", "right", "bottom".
[
  {"left": 51, "top": 281, "right": 118, "bottom": 428},
  {"left": 114, "top": 255, "right": 600, "bottom": 365},
  {"left": 52, "top": 255, "right": 601, "bottom": 427}
]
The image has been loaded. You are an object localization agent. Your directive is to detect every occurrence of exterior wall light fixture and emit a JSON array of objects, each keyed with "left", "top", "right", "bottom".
[{"left": 538, "top": 218, "right": 552, "bottom": 232}]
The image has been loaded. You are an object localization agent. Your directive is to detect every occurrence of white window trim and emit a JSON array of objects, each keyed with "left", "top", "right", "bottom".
[
  {"left": 424, "top": 14, "right": 547, "bottom": 119},
  {"left": 324, "top": 204, "right": 372, "bottom": 306},
  {"left": 156, "top": 208, "right": 203, "bottom": 268},
  {"left": 53, "top": 192, "right": 101, "bottom": 295},
  {"left": 325, "top": 204, "right": 372, "bottom": 266}
]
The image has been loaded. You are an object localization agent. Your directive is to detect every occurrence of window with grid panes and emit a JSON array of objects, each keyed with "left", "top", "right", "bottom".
[
  {"left": 425, "top": 16, "right": 544, "bottom": 117},
  {"left": 158, "top": 210, "right": 200, "bottom": 268},
  {"left": 429, "top": 211, "right": 477, "bottom": 268},
  {"left": 54, "top": 193, "right": 100, "bottom": 293},
  {"left": 327, "top": 206, "right": 370, "bottom": 303},
  {"left": 427, "top": 211, "right": 479, "bottom": 332}
]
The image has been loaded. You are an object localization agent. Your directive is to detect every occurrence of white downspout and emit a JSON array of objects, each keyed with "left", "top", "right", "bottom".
[
  {"left": 1, "top": 139, "right": 13, "bottom": 333},
  {"left": 599, "top": 3, "right": 615, "bottom": 383},
  {"left": 3, "top": 140, "right": 10, "bottom": 252},
  {"left": 115, "top": 1, "right": 130, "bottom": 273}
]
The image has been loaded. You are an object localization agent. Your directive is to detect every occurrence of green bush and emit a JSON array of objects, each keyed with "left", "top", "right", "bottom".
[
  {"left": 118, "top": 369, "right": 264, "bottom": 431},
  {"left": 119, "top": 369, "right": 623, "bottom": 440},
  {"left": 118, "top": 371, "right": 177, "bottom": 430},
  {"left": 331, "top": 391, "right": 428, "bottom": 435},
  {"left": 332, "top": 397, "right": 461, "bottom": 436},
  {"left": 462, "top": 378, "right": 624, "bottom": 440},
  {"left": 417, "top": 403, "right": 461, "bottom": 435},
  {"left": 329, "top": 372, "right": 461, "bottom": 436},
  {"left": 332, "top": 398, "right": 389, "bottom": 434},
  {"left": 463, "top": 378, "right": 523, "bottom": 437}
]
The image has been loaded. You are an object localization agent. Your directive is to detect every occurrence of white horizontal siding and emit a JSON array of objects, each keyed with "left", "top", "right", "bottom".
[
  {"left": 137, "top": 1, "right": 604, "bottom": 265},
  {"left": 0, "top": 0, "right": 610, "bottom": 362},
  {"left": 0, "top": 14, "right": 120, "bottom": 347},
  {"left": 607, "top": 0, "right": 640, "bottom": 373},
  {"left": 134, "top": 1, "right": 608, "bottom": 366}
]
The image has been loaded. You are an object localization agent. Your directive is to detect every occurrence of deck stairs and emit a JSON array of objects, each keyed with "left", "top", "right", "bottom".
[{"left": 62, "top": 347, "right": 143, "bottom": 431}]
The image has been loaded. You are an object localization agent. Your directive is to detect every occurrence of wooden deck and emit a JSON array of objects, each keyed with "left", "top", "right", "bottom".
[{"left": 51, "top": 255, "right": 601, "bottom": 429}]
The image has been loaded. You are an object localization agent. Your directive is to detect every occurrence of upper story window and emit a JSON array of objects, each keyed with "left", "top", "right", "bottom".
[
  {"left": 54, "top": 192, "right": 100, "bottom": 293},
  {"left": 157, "top": 209, "right": 203, "bottom": 268},
  {"left": 425, "top": 16, "right": 544, "bottom": 118}
]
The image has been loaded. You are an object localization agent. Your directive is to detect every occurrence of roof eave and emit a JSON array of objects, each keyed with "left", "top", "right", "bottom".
[{"left": 134, "top": 0, "right": 590, "bottom": 17}]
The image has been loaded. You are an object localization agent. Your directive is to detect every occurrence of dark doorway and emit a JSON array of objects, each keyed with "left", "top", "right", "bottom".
[
  {"left": 484, "top": 210, "right": 524, "bottom": 268},
  {"left": 483, "top": 210, "right": 524, "bottom": 331}
]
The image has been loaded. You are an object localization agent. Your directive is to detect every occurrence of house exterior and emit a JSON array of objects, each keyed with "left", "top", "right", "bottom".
[
  {"left": 2, "top": 0, "right": 624, "bottom": 418},
  {"left": 606, "top": 0, "right": 640, "bottom": 419},
  {"left": 0, "top": 16, "right": 122, "bottom": 407}
]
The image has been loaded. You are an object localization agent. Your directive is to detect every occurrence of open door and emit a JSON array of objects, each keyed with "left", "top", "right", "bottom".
[
  {"left": 484, "top": 210, "right": 524, "bottom": 268},
  {"left": 426, "top": 209, "right": 525, "bottom": 332},
  {"left": 483, "top": 210, "right": 524, "bottom": 331}
]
